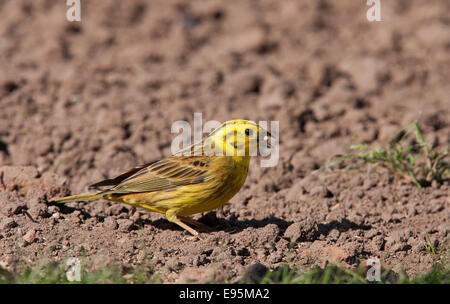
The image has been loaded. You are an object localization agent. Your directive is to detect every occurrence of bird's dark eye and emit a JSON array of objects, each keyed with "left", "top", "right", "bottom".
[{"left": 245, "top": 128, "right": 252, "bottom": 136}]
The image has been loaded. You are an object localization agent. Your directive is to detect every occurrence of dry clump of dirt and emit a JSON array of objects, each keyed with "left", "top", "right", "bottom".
[{"left": 0, "top": 0, "right": 449, "bottom": 282}]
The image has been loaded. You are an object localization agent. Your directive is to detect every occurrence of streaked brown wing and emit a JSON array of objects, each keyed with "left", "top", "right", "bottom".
[
  {"left": 95, "top": 156, "right": 211, "bottom": 195},
  {"left": 89, "top": 160, "right": 158, "bottom": 189}
]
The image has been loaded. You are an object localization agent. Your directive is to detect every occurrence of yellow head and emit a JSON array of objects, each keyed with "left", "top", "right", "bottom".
[{"left": 204, "top": 120, "right": 271, "bottom": 157}]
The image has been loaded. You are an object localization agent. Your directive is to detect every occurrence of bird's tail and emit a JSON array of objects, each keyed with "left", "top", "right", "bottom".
[{"left": 53, "top": 192, "right": 104, "bottom": 203}]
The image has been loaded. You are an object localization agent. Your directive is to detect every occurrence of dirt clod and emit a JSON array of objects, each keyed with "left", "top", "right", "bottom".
[
  {"left": 0, "top": 218, "right": 17, "bottom": 231},
  {"left": 23, "top": 228, "right": 37, "bottom": 244},
  {"left": 118, "top": 219, "right": 134, "bottom": 232},
  {"left": 284, "top": 219, "right": 319, "bottom": 243}
]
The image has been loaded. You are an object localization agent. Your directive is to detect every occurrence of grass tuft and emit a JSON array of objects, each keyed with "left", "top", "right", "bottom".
[
  {"left": 241, "top": 262, "right": 449, "bottom": 284},
  {"left": 327, "top": 120, "right": 450, "bottom": 188},
  {"left": 0, "top": 256, "right": 162, "bottom": 284},
  {"left": 424, "top": 231, "right": 437, "bottom": 255},
  {"left": 1, "top": 260, "right": 449, "bottom": 284}
]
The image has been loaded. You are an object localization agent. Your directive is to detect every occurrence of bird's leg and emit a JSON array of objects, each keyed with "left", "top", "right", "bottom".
[
  {"left": 166, "top": 210, "right": 199, "bottom": 236},
  {"left": 179, "top": 216, "right": 212, "bottom": 232}
]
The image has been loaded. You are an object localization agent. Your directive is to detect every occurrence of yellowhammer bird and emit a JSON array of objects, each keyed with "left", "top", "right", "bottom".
[{"left": 53, "top": 120, "right": 272, "bottom": 236}]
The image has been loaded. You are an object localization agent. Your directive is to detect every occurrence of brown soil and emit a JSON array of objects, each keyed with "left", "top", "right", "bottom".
[{"left": 0, "top": 0, "right": 449, "bottom": 282}]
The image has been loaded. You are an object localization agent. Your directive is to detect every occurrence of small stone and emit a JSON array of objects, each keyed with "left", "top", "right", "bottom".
[
  {"left": 47, "top": 205, "right": 60, "bottom": 214},
  {"left": 104, "top": 217, "right": 118, "bottom": 230},
  {"left": 40, "top": 172, "right": 69, "bottom": 198},
  {"left": 72, "top": 216, "right": 81, "bottom": 224},
  {"left": 311, "top": 185, "right": 333, "bottom": 198},
  {"left": 118, "top": 219, "right": 134, "bottom": 232},
  {"left": 326, "top": 246, "right": 354, "bottom": 264},
  {"left": 23, "top": 228, "right": 37, "bottom": 244},
  {"left": 328, "top": 229, "right": 340, "bottom": 242},
  {"left": 284, "top": 219, "right": 319, "bottom": 243}
]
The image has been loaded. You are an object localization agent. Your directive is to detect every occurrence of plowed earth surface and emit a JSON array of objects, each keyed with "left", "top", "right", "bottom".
[{"left": 0, "top": 0, "right": 448, "bottom": 282}]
